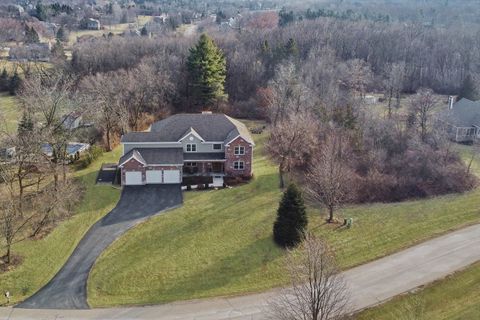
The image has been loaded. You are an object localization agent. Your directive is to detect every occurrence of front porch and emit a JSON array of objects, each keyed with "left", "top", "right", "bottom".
[{"left": 183, "top": 161, "right": 225, "bottom": 176}]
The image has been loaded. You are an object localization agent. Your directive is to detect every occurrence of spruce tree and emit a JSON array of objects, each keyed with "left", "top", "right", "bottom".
[
  {"left": 56, "top": 26, "right": 68, "bottom": 42},
  {"left": 187, "top": 34, "right": 227, "bottom": 109},
  {"left": 0, "top": 68, "right": 8, "bottom": 92},
  {"left": 24, "top": 26, "right": 40, "bottom": 44},
  {"left": 18, "top": 111, "right": 34, "bottom": 135},
  {"left": 9, "top": 71, "right": 21, "bottom": 96},
  {"left": 273, "top": 184, "right": 308, "bottom": 248},
  {"left": 284, "top": 38, "right": 298, "bottom": 58},
  {"left": 140, "top": 25, "right": 148, "bottom": 36},
  {"left": 458, "top": 74, "right": 479, "bottom": 101},
  {"left": 51, "top": 40, "right": 66, "bottom": 60}
]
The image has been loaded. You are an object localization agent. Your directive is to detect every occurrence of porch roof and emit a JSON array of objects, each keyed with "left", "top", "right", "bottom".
[{"left": 183, "top": 153, "right": 226, "bottom": 161}]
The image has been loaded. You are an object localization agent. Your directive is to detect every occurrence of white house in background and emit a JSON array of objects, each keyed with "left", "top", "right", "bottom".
[{"left": 440, "top": 96, "right": 480, "bottom": 143}]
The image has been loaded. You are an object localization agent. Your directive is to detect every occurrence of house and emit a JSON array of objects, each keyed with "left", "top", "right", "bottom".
[
  {"left": 441, "top": 97, "right": 480, "bottom": 142},
  {"left": 61, "top": 112, "right": 83, "bottom": 130},
  {"left": 8, "top": 43, "right": 52, "bottom": 62},
  {"left": 0, "top": 146, "right": 15, "bottom": 162},
  {"left": 119, "top": 112, "right": 255, "bottom": 186},
  {"left": 85, "top": 18, "right": 101, "bottom": 30}
]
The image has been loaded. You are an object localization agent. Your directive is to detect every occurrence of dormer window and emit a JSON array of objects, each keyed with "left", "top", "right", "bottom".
[
  {"left": 234, "top": 146, "right": 245, "bottom": 155},
  {"left": 186, "top": 144, "right": 197, "bottom": 152}
]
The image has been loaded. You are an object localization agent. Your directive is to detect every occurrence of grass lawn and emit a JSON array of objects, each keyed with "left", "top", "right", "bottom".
[
  {"left": 0, "top": 93, "right": 20, "bottom": 133},
  {"left": 87, "top": 124, "right": 480, "bottom": 307},
  {"left": 356, "top": 262, "right": 480, "bottom": 320},
  {"left": 0, "top": 148, "right": 122, "bottom": 305},
  {"left": 67, "top": 15, "right": 153, "bottom": 46}
]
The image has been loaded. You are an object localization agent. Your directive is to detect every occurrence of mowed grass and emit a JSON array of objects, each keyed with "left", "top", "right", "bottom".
[
  {"left": 0, "top": 148, "right": 122, "bottom": 304},
  {"left": 356, "top": 262, "right": 480, "bottom": 320},
  {"left": 0, "top": 93, "right": 20, "bottom": 133},
  {"left": 88, "top": 126, "right": 480, "bottom": 307},
  {"left": 67, "top": 15, "right": 153, "bottom": 46}
]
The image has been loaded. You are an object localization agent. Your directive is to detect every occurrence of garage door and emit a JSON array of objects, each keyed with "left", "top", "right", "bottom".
[
  {"left": 163, "top": 170, "right": 181, "bottom": 184},
  {"left": 146, "top": 170, "right": 162, "bottom": 184},
  {"left": 125, "top": 171, "right": 143, "bottom": 185}
]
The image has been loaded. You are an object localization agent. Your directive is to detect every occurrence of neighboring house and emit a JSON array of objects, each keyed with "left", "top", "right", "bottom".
[
  {"left": 0, "top": 146, "right": 15, "bottom": 162},
  {"left": 42, "top": 143, "right": 90, "bottom": 161},
  {"left": 85, "top": 18, "right": 100, "bottom": 30},
  {"left": 61, "top": 112, "right": 83, "bottom": 130},
  {"left": 119, "top": 112, "right": 255, "bottom": 186},
  {"left": 9, "top": 43, "right": 51, "bottom": 62},
  {"left": 441, "top": 97, "right": 480, "bottom": 143}
]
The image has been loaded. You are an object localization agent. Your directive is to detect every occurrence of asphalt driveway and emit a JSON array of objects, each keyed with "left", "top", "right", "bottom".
[{"left": 16, "top": 185, "right": 183, "bottom": 310}]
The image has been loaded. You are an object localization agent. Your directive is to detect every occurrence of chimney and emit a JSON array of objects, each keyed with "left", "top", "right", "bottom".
[{"left": 448, "top": 96, "right": 455, "bottom": 110}]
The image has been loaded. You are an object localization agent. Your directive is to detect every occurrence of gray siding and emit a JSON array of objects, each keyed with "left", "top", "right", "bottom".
[
  {"left": 180, "top": 133, "right": 224, "bottom": 153},
  {"left": 123, "top": 143, "right": 182, "bottom": 155}
]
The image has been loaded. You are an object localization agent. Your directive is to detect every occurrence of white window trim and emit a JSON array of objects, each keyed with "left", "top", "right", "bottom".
[
  {"left": 186, "top": 143, "right": 197, "bottom": 152},
  {"left": 233, "top": 161, "right": 245, "bottom": 170},
  {"left": 234, "top": 146, "right": 245, "bottom": 155}
]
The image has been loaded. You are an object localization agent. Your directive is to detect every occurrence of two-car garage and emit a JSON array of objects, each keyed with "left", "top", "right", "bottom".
[{"left": 145, "top": 169, "right": 181, "bottom": 184}]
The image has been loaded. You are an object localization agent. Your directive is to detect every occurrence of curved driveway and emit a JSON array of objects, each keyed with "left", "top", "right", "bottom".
[{"left": 16, "top": 185, "right": 182, "bottom": 310}]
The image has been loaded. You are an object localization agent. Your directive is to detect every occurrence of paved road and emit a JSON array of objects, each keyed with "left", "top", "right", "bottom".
[
  {"left": 15, "top": 185, "right": 183, "bottom": 310},
  {"left": 4, "top": 222, "right": 479, "bottom": 318}
]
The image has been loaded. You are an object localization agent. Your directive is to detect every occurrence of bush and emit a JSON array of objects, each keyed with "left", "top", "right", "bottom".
[
  {"left": 74, "top": 145, "right": 104, "bottom": 170},
  {"left": 273, "top": 184, "right": 308, "bottom": 248}
]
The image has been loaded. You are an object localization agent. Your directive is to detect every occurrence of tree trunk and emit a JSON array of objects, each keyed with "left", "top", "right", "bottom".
[
  {"left": 279, "top": 164, "right": 285, "bottom": 189},
  {"left": 5, "top": 243, "right": 11, "bottom": 264},
  {"left": 328, "top": 206, "right": 334, "bottom": 223}
]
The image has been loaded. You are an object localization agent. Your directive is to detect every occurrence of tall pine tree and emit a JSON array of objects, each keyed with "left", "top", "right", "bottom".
[
  {"left": 273, "top": 184, "right": 308, "bottom": 248},
  {"left": 187, "top": 34, "right": 227, "bottom": 109}
]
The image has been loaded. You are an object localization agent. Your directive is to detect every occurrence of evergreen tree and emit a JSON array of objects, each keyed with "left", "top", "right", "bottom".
[
  {"left": 284, "top": 38, "right": 299, "bottom": 58},
  {"left": 9, "top": 71, "right": 21, "bottom": 96},
  {"left": 56, "top": 26, "right": 68, "bottom": 42},
  {"left": 24, "top": 26, "right": 40, "bottom": 43},
  {"left": 51, "top": 40, "right": 66, "bottom": 60},
  {"left": 0, "top": 68, "right": 8, "bottom": 92},
  {"left": 18, "top": 111, "right": 34, "bottom": 135},
  {"left": 36, "top": 2, "right": 47, "bottom": 21},
  {"left": 458, "top": 74, "right": 479, "bottom": 101},
  {"left": 140, "top": 25, "right": 149, "bottom": 36},
  {"left": 273, "top": 184, "right": 308, "bottom": 248},
  {"left": 187, "top": 34, "right": 227, "bottom": 108}
]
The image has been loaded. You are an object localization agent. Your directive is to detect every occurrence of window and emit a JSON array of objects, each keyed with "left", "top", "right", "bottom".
[
  {"left": 234, "top": 161, "right": 244, "bottom": 170},
  {"left": 186, "top": 144, "right": 197, "bottom": 152},
  {"left": 234, "top": 146, "right": 245, "bottom": 155},
  {"left": 185, "top": 162, "right": 197, "bottom": 167},
  {"left": 213, "top": 144, "right": 222, "bottom": 150}
]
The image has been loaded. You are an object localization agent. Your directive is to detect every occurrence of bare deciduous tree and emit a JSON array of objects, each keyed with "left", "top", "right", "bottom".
[
  {"left": 269, "top": 234, "right": 350, "bottom": 320},
  {"left": 266, "top": 112, "right": 318, "bottom": 189},
  {"left": 409, "top": 88, "right": 438, "bottom": 142},
  {"left": 305, "top": 130, "right": 353, "bottom": 223}
]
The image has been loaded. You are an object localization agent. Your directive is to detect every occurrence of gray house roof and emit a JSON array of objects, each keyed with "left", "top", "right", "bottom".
[
  {"left": 121, "top": 113, "right": 254, "bottom": 145},
  {"left": 444, "top": 98, "right": 480, "bottom": 127},
  {"left": 119, "top": 148, "right": 183, "bottom": 166}
]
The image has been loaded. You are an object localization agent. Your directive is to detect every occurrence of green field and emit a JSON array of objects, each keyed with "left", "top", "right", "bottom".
[
  {"left": 357, "top": 262, "right": 480, "bottom": 320},
  {"left": 87, "top": 125, "right": 480, "bottom": 307},
  {"left": 0, "top": 148, "right": 122, "bottom": 305},
  {"left": 0, "top": 93, "right": 20, "bottom": 133}
]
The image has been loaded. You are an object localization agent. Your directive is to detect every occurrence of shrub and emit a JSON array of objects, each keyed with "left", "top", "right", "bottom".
[{"left": 74, "top": 145, "right": 104, "bottom": 170}]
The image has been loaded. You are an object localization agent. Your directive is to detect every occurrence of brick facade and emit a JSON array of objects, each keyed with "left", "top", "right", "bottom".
[{"left": 224, "top": 136, "right": 253, "bottom": 177}]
